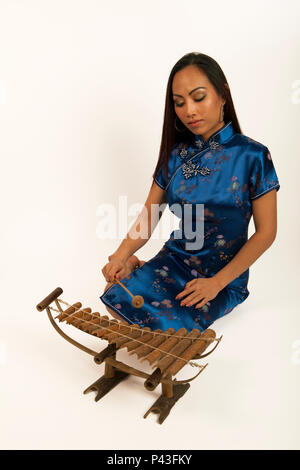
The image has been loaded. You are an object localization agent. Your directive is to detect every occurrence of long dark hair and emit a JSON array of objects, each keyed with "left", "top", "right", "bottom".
[{"left": 152, "top": 52, "right": 242, "bottom": 184}]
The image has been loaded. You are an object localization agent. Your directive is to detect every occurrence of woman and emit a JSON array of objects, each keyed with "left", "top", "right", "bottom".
[{"left": 100, "top": 52, "right": 280, "bottom": 333}]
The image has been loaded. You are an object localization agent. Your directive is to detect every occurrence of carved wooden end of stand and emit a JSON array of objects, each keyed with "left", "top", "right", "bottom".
[{"left": 36, "top": 287, "right": 222, "bottom": 425}]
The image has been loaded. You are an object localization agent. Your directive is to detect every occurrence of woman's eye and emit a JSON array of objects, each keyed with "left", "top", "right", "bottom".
[{"left": 174, "top": 96, "right": 205, "bottom": 107}]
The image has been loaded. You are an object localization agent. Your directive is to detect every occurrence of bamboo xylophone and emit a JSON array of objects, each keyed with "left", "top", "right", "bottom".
[{"left": 36, "top": 287, "right": 222, "bottom": 424}]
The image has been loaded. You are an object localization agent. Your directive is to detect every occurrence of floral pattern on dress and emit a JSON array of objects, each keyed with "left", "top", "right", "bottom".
[{"left": 100, "top": 122, "right": 280, "bottom": 332}]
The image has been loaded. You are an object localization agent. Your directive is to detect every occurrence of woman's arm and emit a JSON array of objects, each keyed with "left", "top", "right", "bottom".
[
  {"left": 213, "top": 189, "right": 278, "bottom": 290},
  {"left": 109, "top": 180, "right": 167, "bottom": 263}
]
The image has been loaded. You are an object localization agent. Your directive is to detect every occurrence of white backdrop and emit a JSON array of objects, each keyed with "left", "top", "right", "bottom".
[{"left": 0, "top": 0, "right": 299, "bottom": 450}]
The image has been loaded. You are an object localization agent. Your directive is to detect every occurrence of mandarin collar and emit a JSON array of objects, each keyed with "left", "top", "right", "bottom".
[{"left": 191, "top": 121, "right": 235, "bottom": 149}]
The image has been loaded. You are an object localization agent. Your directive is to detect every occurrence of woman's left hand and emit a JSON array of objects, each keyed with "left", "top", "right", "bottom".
[{"left": 175, "top": 277, "right": 222, "bottom": 309}]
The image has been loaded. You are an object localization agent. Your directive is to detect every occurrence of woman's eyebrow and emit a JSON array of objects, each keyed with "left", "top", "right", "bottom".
[{"left": 172, "top": 86, "right": 207, "bottom": 98}]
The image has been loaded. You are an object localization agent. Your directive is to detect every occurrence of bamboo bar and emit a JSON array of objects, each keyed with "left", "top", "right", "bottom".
[
  {"left": 141, "top": 328, "right": 188, "bottom": 366},
  {"left": 155, "top": 329, "right": 201, "bottom": 375}
]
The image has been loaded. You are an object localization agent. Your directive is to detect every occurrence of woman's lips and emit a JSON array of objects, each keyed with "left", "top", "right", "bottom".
[{"left": 189, "top": 120, "right": 204, "bottom": 127}]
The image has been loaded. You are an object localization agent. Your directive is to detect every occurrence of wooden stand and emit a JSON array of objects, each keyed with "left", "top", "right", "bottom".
[
  {"left": 143, "top": 372, "right": 191, "bottom": 424},
  {"left": 36, "top": 287, "right": 222, "bottom": 425},
  {"left": 83, "top": 351, "right": 130, "bottom": 402},
  {"left": 83, "top": 354, "right": 191, "bottom": 424}
]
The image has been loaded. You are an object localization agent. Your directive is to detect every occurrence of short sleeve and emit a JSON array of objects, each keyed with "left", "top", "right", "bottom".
[
  {"left": 249, "top": 146, "right": 280, "bottom": 200},
  {"left": 153, "top": 143, "right": 179, "bottom": 190},
  {"left": 154, "top": 165, "right": 168, "bottom": 190}
]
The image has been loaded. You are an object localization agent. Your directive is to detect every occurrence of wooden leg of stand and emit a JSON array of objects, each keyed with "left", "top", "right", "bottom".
[
  {"left": 162, "top": 374, "right": 173, "bottom": 398},
  {"left": 104, "top": 361, "right": 116, "bottom": 378},
  {"left": 144, "top": 374, "right": 190, "bottom": 424},
  {"left": 83, "top": 353, "right": 129, "bottom": 402}
]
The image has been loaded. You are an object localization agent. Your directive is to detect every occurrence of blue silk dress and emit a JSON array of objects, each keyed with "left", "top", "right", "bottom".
[{"left": 99, "top": 121, "right": 280, "bottom": 332}]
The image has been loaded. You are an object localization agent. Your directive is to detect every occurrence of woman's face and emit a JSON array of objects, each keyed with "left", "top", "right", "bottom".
[{"left": 172, "top": 65, "right": 226, "bottom": 141}]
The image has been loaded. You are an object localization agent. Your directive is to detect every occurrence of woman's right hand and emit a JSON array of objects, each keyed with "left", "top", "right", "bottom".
[{"left": 102, "top": 257, "right": 129, "bottom": 283}]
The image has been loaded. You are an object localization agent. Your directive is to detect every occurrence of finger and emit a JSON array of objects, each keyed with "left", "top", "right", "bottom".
[
  {"left": 102, "top": 269, "right": 109, "bottom": 281},
  {"left": 107, "top": 269, "right": 116, "bottom": 282},
  {"left": 176, "top": 292, "right": 190, "bottom": 300},
  {"left": 105, "top": 268, "right": 111, "bottom": 281},
  {"left": 175, "top": 287, "right": 195, "bottom": 300},
  {"left": 112, "top": 266, "right": 124, "bottom": 281},
  {"left": 180, "top": 292, "right": 203, "bottom": 306},
  {"left": 195, "top": 298, "right": 208, "bottom": 309},
  {"left": 184, "top": 294, "right": 205, "bottom": 307},
  {"left": 109, "top": 269, "right": 119, "bottom": 282},
  {"left": 110, "top": 274, "right": 118, "bottom": 283},
  {"left": 115, "top": 269, "right": 125, "bottom": 280},
  {"left": 185, "top": 279, "right": 197, "bottom": 287}
]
